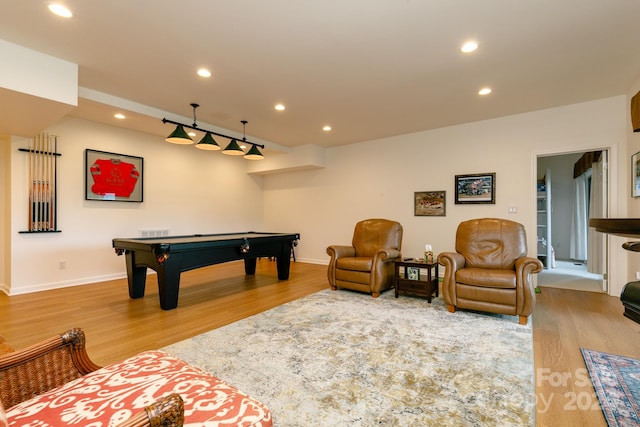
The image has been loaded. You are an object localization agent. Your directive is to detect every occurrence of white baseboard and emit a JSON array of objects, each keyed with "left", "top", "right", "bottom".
[
  {"left": 6, "top": 273, "right": 127, "bottom": 296},
  {"left": 5, "top": 260, "right": 327, "bottom": 296}
]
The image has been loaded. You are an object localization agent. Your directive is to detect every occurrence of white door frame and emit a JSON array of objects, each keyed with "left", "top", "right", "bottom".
[{"left": 533, "top": 144, "right": 623, "bottom": 297}]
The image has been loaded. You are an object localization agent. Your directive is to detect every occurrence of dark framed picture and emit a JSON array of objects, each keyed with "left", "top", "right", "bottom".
[
  {"left": 633, "top": 151, "right": 640, "bottom": 198},
  {"left": 455, "top": 173, "right": 496, "bottom": 204},
  {"left": 85, "top": 149, "right": 143, "bottom": 202},
  {"left": 414, "top": 191, "right": 446, "bottom": 216}
]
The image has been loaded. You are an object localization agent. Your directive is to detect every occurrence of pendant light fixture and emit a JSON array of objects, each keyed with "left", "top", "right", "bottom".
[
  {"left": 222, "top": 138, "right": 244, "bottom": 155},
  {"left": 240, "top": 121, "right": 264, "bottom": 160},
  {"left": 165, "top": 103, "right": 197, "bottom": 144},
  {"left": 195, "top": 132, "right": 220, "bottom": 151},
  {"left": 162, "top": 105, "right": 264, "bottom": 159},
  {"left": 165, "top": 124, "right": 193, "bottom": 144},
  {"left": 222, "top": 120, "right": 245, "bottom": 155},
  {"left": 222, "top": 120, "right": 264, "bottom": 159},
  {"left": 244, "top": 144, "right": 264, "bottom": 160}
]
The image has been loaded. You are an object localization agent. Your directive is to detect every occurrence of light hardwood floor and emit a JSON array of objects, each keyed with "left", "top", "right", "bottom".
[{"left": 1, "top": 260, "right": 639, "bottom": 426}]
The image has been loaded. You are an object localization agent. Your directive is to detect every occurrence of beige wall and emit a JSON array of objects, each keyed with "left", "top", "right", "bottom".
[
  {"left": 263, "top": 96, "right": 628, "bottom": 295},
  {"left": 3, "top": 95, "right": 632, "bottom": 297},
  {"left": 628, "top": 78, "right": 640, "bottom": 215},
  {"left": 8, "top": 117, "right": 264, "bottom": 295},
  {"left": 0, "top": 136, "right": 9, "bottom": 294},
  {"left": 626, "top": 75, "right": 640, "bottom": 280}
]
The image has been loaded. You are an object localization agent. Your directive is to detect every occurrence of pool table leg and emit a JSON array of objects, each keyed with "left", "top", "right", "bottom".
[
  {"left": 156, "top": 266, "right": 182, "bottom": 310},
  {"left": 244, "top": 258, "right": 257, "bottom": 275},
  {"left": 125, "top": 252, "right": 147, "bottom": 299},
  {"left": 276, "top": 246, "right": 292, "bottom": 280}
]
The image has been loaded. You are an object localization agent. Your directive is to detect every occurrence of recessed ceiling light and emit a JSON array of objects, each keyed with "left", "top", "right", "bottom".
[
  {"left": 478, "top": 87, "right": 492, "bottom": 95},
  {"left": 275, "top": 104, "right": 286, "bottom": 111},
  {"left": 48, "top": 4, "right": 73, "bottom": 18},
  {"left": 188, "top": 131, "right": 196, "bottom": 137},
  {"left": 114, "top": 113, "right": 126, "bottom": 119},
  {"left": 461, "top": 41, "right": 478, "bottom": 53},
  {"left": 323, "top": 125, "right": 332, "bottom": 132},
  {"left": 197, "top": 68, "right": 212, "bottom": 78}
]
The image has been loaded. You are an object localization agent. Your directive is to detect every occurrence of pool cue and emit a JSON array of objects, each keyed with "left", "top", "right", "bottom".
[
  {"left": 51, "top": 135, "right": 57, "bottom": 230},
  {"left": 49, "top": 134, "right": 54, "bottom": 230},
  {"left": 42, "top": 133, "right": 47, "bottom": 230},
  {"left": 34, "top": 134, "right": 40, "bottom": 231},
  {"left": 41, "top": 134, "right": 45, "bottom": 230},
  {"left": 41, "top": 134, "right": 45, "bottom": 231},
  {"left": 35, "top": 134, "right": 40, "bottom": 230},
  {"left": 50, "top": 135, "right": 54, "bottom": 230},
  {"left": 37, "top": 133, "right": 43, "bottom": 231},
  {"left": 45, "top": 133, "right": 50, "bottom": 230},
  {"left": 35, "top": 134, "right": 40, "bottom": 231},
  {"left": 28, "top": 137, "right": 33, "bottom": 231}
]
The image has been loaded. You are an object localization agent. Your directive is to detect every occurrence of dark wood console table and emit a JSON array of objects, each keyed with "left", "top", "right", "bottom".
[
  {"left": 590, "top": 218, "right": 640, "bottom": 323},
  {"left": 589, "top": 218, "right": 640, "bottom": 251}
]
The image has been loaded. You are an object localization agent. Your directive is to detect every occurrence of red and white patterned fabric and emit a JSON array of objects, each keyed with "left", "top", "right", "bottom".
[
  {"left": 0, "top": 397, "right": 8, "bottom": 427},
  {"left": 6, "top": 350, "right": 272, "bottom": 427}
]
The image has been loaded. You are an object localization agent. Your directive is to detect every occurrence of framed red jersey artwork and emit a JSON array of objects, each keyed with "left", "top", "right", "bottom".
[{"left": 85, "top": 149, "right": 143, "bottom": 202}]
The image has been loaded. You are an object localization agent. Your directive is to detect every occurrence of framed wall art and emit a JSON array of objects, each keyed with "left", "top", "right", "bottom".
[
  {"left": 407, "top": 267, "right": 420, "bottom": 280},
  {"left": 414, "top": 191, "right": 446, "bottom": 216},
  {"left": 455, "top": 172, "right": 495, "bottom": 204},
  {"left": 633, "top": 151, "right": 640, "bottom": 198},
  {"left": 85, "top": 149, "right": 144, "bottom": 202}
]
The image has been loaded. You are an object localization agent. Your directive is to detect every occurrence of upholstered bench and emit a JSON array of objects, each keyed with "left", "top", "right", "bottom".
[{"left": 0, "top": 330, "right": 272, "bottom": 426}]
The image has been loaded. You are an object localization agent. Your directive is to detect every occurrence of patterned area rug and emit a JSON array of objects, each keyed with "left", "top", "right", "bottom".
[
  {"left": 162, "top": 289, "right": 534, "bottom": 426},
  {"left": 581, "top": 348, "right": 640, "bottom": 426}
]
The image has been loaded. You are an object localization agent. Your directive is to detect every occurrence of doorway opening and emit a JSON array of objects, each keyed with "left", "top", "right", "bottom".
[{"left": 535, "top": 150, "right": 608, "bottom": 293}]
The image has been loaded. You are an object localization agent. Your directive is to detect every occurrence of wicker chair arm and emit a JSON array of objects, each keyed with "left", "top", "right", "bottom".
[
  {"left": 0, "top": 328, "right": 101, "bottom": 408},
  {"left": 117, "top": 393, "right": 184, "bottom": 427}
]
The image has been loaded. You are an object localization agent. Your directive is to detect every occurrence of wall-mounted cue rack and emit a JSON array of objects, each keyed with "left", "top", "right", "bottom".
[{"left": 18, "top": 133, "right": 62, "bottom": 233}]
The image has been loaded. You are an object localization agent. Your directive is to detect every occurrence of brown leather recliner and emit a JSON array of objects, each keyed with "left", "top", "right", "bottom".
[
  {"left": 437, "top": 218, "right": 543, "bottom": 325},
  {"left": 326, "top": 219, "right": 403, "bottom": 297}
]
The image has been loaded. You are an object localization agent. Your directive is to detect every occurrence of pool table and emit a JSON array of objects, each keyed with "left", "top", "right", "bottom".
[{"left": 113, "top": 232, "right": 299, "bottom": 310}]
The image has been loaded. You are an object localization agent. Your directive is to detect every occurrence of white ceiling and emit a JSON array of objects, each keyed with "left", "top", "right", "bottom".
[{"left": 1, "top": 0, "right": 640, "bottom": 149}]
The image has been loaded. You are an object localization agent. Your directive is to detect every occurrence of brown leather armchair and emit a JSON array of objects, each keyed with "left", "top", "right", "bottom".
[
  {"left": 327, "top": 218, "right": 403, "bottom": 297},
  {"left": 437, "top": 218, "right": 543, "bottom": 325}
]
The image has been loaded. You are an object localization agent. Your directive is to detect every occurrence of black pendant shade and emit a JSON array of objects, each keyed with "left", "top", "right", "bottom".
[
  {"left": 165, "top": 124, "right": 193, "bottom": 144},
  {"left": 222, "top": 139, "right": 245, "bottom": 155},
  {"left": 195, "top": 132, "right": 221, "bottom": 151},
  {"left": 244, "top": 144, "right": 264, "bottom": 160}
]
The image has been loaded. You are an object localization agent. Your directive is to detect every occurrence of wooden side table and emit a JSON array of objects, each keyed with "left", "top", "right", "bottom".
[{"left": 394, "top": 259, "right": 439, "bottom": 302}]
